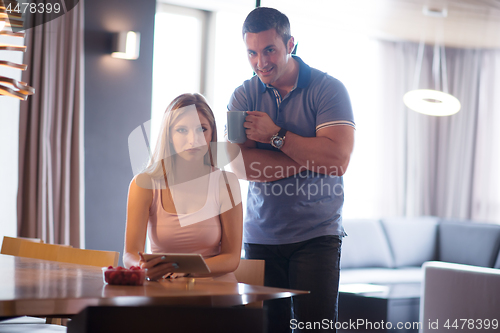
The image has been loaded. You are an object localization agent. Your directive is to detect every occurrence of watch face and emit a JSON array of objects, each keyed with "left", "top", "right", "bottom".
[{"left": 272, "top": 136, "right": 283, "bottom": 149}]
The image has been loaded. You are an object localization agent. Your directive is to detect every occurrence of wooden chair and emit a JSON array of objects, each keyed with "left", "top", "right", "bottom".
[
  {"left": 1, "top": 236, "right": 119, "bottom": 326},
  {"left": 1, "top": 236, "right": 66, "bottom": 261},
  {"left": 0, "top": 237, "right": 68, "bottom": 328},
  {"left": 1, "top": 236, "right": 118, "bottom": 267},
  {"left": 56, "top": 246, "right": 119, "bottom": 267},
  {"left": 233, "top": 259, "right": 265, "bottom": 308},
  {"left": 1, "top": 236, "right": 42, "bottom": 254}
]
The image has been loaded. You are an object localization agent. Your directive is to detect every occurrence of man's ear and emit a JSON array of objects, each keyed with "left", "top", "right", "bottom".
[{"left": 287, "top": 36, "right": 295, "bottom": 54}]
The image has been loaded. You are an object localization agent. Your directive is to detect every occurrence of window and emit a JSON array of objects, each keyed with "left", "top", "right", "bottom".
[
  {"left": 262, "top": 0, "right": 386, "bottom": 218},
  {"left": 151, "top": 4, "right": 208, "bottom": 147},
  {"left": 151, "top": 4, "right": 252, "bottom": 223}
]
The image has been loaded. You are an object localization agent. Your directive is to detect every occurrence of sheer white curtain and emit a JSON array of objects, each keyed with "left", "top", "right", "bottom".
[
  {"left": 377, "top": 41, "right": 500, "bottom": 223},
  {"left": 471, "top": 50, "right": 500, "bottom": 223}
]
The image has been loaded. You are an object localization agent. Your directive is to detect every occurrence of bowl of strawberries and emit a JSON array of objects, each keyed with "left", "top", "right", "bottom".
[{"left": 102, "top": 266, "right": 146, "bottom": 286}]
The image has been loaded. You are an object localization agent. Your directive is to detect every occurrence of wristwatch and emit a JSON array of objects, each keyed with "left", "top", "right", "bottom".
[{"left": 270, "top": 127, "right": 287, "bottom": 149}]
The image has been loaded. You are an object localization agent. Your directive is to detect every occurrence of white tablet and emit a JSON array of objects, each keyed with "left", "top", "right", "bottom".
[{"left": 141, "top": 253, "right": 211, "bottom": 274}]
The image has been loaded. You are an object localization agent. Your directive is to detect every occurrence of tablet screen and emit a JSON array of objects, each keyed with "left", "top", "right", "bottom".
[{"left": 142, "top": 253, "right": 211, "bottom": 274}]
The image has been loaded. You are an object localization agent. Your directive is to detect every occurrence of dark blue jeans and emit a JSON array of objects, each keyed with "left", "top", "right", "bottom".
[{"left": 244, "top": 235, "right": 342, "bottom": 333}]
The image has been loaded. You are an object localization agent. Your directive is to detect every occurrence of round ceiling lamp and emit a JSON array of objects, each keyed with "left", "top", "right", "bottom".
[
  {"left": 404, "top": 89, "right": 461, "bottom": 116},
  {"left": 404, "top": 8, "right": 460, "bottom": 117}
]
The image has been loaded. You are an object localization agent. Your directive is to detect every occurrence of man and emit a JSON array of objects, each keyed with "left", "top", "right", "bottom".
[{"left": 228, "top": 7, "right": 355, "bottom": 333}]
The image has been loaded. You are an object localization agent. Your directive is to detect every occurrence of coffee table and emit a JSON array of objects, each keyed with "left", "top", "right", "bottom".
[{"left": 338, "top": 283, "right": 421, "bottom": 333}]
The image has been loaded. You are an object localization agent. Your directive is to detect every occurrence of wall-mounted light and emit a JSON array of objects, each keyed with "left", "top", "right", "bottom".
[{"left": 111, "top": 31, "right": 140, "bottom": 60}]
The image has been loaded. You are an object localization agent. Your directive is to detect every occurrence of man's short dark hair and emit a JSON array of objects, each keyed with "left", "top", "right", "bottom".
[{"left": 242, "top": 7, "right": 291, "bottom": 47}]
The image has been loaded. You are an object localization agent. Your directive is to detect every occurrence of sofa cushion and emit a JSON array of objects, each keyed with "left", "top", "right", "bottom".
[
  {"left": 340, "top": 267, "right": 423, "bottom": 284},
  {"left": 341, "top": 219, "right": 394, "bottom": 269},
  {"left": 495, "top": 249, "right": 500, "bottom": 269},
  {"left": 438, "top": 220, "right": 500, "bottom": 267},
  {"left": 381, "top": 216, "right": 439, "bottom": 268}
]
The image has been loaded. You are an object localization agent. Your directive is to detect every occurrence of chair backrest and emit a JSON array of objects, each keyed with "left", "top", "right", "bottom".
[
  {"left": 57, "top": 246, "right": 119, "bottom": 267},
  {"left": 1, "top": 236, "right": 119, "bottom": 267},
  {"left": 1, "top": 236, "right": 60, "bottom": 261},
  {"left": 234, "top": 259, "right": 265, "bottom": 286},
  {"left": 1, "top": 236, "right": 43, "bottom": 254},
  {"left": 233, "top": 259, "right": 265, "bottom": 308},
  {"left": 1, "top": 236, "right": 27, "bottom": 256}
]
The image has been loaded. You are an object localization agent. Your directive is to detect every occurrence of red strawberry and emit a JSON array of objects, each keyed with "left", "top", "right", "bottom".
[
  {"left": 114, "top": 273, "right": 123, "bottom": 284},
  {"left": 129, "top": 273, "right": 139, "bottom": 283},
  {"left": 109, "top": 271, "right": 119, "bottom": 282}
]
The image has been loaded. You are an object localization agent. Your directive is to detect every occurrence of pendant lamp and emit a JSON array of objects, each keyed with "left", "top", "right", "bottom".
[
  {"left": 403, "top": 10, "right": 461, "bottom": 117},
  {"left": 0, "top": 0, "right": 35, "bottom": 101}
]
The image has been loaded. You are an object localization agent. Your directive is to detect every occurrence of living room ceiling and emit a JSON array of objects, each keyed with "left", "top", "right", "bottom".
[
  {"left": 161, "top": 0, "right": 500, "bottom": 49},
  {"left": 354, "top": 0, "right": 500, "bottom": 49},
  {"left": 281, "top": 0, "right": 500, "bottom": 49}
]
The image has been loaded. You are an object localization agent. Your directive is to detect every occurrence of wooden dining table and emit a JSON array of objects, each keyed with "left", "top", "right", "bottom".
[{"left": 0, "top": 254, "right": 308, "bottom": 318}]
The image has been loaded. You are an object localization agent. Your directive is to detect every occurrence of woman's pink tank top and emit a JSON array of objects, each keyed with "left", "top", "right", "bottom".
[{"left": 147, "top": 168, "right": 237, "bottom": 282}]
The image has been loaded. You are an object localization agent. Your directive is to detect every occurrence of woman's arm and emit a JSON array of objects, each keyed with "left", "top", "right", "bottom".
[
  {"left": 124, "top": 170, "right": 242, "bottom": 279},
  {"left": 201, "top": 171, "right": 243, "bottom": 276},
  {"left": 123, "top": 173, "right": 153, "bottom": 268},
  {"left": 124, "top": 174, "right": 178, "bottom": 280}
]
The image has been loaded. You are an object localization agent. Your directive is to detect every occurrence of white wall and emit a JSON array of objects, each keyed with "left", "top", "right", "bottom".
[{"left": 0, "top": 33, "right": 23, "bottom": 240}]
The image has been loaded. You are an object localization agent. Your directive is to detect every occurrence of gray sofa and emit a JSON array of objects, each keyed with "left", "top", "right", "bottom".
[
  {"left": 338, "top": 217, "right": 500, "bottom": 331},
  {"left": 340, "top": 217, "right": 500, "bottom": 285}
]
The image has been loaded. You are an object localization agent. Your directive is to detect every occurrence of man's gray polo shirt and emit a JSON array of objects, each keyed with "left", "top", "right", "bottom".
[{"left": 228, "top": 56, "right": 355, "bottom": 245}]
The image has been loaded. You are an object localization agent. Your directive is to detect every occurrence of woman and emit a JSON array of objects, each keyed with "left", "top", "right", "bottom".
[{"left": 124, "top": 93, "right": 242, "bottom": 281}]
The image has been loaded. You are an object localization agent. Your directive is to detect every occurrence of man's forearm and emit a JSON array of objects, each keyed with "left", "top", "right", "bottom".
[
  {"left": 232, "top": 137, "right": 350, "bottom": 181},
  {"left": 229, "top": 126, "right": 353, "bottom": 181},
  {"left": 238, "top": 146, "right": 301, "bottom": 182},
  {"left": 281, "top": 132, "right": 351, "bottom": 177}
]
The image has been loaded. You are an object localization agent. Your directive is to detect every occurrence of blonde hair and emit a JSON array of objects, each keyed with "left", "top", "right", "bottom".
[{"left": 143, "top": 93, "right": 217, "bottom": 179}]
